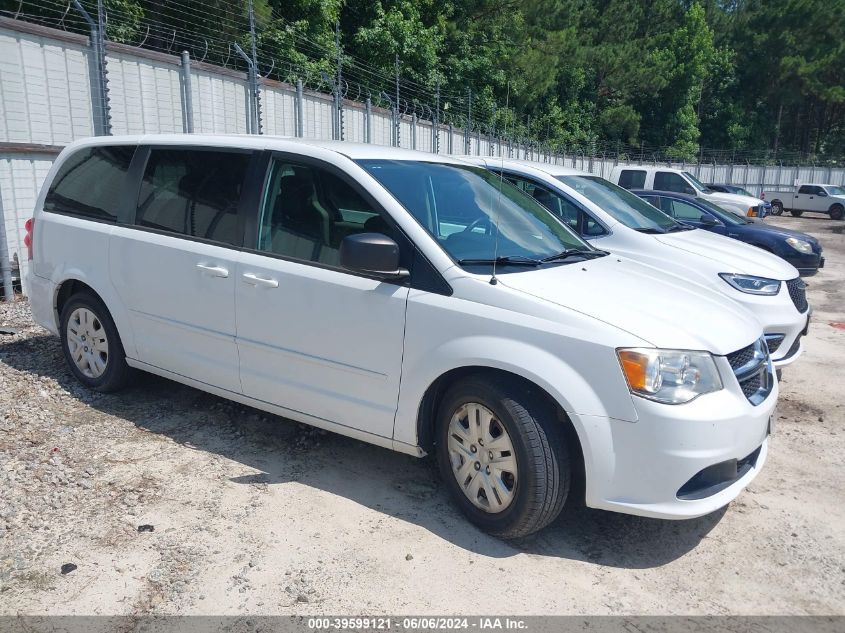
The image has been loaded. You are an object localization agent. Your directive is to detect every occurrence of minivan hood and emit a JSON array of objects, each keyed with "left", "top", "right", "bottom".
[
  {"left": 654, "top": 229, "right": 799, "bottom": 280},
  {"left": 498, "top": 256, "right": 760, "bottom": 355}
]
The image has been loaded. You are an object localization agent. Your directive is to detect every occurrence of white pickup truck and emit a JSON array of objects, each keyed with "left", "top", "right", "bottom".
[
  {"left": 610, "top": 165, "right": 768, "bottom": 217},
  {"left": 763, "top": 184, "right": 845, "bottom": 220}
]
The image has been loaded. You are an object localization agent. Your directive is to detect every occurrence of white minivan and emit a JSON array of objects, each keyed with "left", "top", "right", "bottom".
[
  {"left": 610, "top": 164, "right": 767, "bottom": 217},
  {"left": 465, "top": 158, "right": 810, "bottom": 369},
  {"left": 27, "top": 135, "right": 776, "bottom": 538}
]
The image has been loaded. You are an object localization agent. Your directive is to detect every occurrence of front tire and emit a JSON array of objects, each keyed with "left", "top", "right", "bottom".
[
  {"left": 771, "top": 201, "right": 784, "bottom": 216},
  {"left": 830, "top": 204, "right": 844, "bottom": 221},
  {"left": 59, "top": 292, "right": 132, "bottom": 392},
  {"left": 790, "top": 209, "right": 803, "bottom": 217},
  {"left": 436, "top": 376, "right": 570, "bottom": 539}
]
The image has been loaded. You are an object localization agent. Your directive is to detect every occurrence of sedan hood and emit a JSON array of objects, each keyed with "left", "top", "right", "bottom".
[
  {"left": 654, "top": 229, "right": 799, "bottom": 279},
  {"left": 499, "top": 255, "right": 761, "bottom": 355},
  {"left": 751, "top": 222, "right": 821, "bottom": 247}
]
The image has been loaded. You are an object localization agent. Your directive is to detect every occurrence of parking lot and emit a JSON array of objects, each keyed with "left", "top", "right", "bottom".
[{"left": 0, "top": 214, "right": 843, "bottom": 616}]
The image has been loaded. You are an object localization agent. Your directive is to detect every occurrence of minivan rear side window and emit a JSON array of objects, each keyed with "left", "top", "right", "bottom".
[
  {"left": 135, "top": 149, "right": 251, "bottom": 246},
  {"left": 44, "top": 145, "right": 135, "bottom": 221},
  {"left": 617, "top": 169, "right": 646, "bottom": 189}
]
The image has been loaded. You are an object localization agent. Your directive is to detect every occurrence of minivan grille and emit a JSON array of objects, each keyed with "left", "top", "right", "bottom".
[
  {"left": 741, "top": 374, "right": 762, "bottom": 399},
  {"left": 726, "top": 338, "right": 773, "bottom": 406},
  {"left": 787, "top": 278, "right": 808, "bottom": 313},
  {"left": 727, "top": 344, "right": 756, "bottom": 371}
]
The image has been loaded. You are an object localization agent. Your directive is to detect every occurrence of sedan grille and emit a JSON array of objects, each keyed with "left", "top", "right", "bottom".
[
  {"left": 786, "top": 278, "right": 808, "bottom": 313},
  {"left": 726, "top": 338, "right": 773, "bottom": 406}
]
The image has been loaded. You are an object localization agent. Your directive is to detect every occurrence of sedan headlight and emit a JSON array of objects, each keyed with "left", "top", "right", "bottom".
[
  {"left": 617, "top": 349, "right": 723, "bottom": 404},
  {"left": 785, "top": 237, "right": 814, "bottom": 254},
  {"left": 719, "top": 273, "right": 781, "bottom": 295}
]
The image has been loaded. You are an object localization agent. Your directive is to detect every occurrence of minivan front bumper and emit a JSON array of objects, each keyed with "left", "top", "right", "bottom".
[{"left": 577, "top": 377, "right": 776, "bottom": 520}]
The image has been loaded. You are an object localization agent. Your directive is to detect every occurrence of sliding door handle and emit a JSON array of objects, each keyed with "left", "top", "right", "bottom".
[
  {"left": 242, "top": 273, "right": 279, "bottom": 288},
  {"left": 196, "top": 263, "right": 229, "bottom": 278}
]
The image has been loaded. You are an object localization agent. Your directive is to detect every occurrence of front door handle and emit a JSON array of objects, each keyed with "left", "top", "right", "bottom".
[
  {"left": 196, "top": 263, "right": 229, "bottom": 278},
  {"left": 242, "top": 273, "right": 279, "bottom": 288}
]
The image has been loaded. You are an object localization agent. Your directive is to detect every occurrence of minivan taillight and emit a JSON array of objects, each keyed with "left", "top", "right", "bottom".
[{"left": 24, "top": 217, "right": 33, "bottom": 260}]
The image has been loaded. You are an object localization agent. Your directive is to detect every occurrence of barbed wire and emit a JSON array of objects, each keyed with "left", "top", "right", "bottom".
[{"left": 2, "top": 0, "right": 841, "bottom": 165}]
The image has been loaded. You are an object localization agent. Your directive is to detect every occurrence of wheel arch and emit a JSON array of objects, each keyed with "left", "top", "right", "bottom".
[
  {"left": 415, "top": 365, "right": 587, "bottom": 501},
  {"left": 52, "top": 275, "right": 136, "bottom": 358}
]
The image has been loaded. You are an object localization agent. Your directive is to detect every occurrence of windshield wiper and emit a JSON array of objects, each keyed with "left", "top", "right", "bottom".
[
  {"left": 458, "top": 255, "right": 542, "bottom": 267},
  {"left": 666, "top": 224, "right": 695, "bottom": 232},
  {"left": 633, "top": 227, "right": 667, "bottom": 234},
  {"left": 541, "top": 248, "right": 609, "bottom": 263}
]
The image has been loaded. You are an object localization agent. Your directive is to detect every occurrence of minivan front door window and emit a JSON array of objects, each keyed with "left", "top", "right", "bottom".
[{"left": 258, "top": 161, "right": 394, "bottom": 267}]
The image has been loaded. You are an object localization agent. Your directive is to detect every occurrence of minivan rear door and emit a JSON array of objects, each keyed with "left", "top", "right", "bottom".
[{"left": 109, "top": 146, "right": 255, "bottom": 393}]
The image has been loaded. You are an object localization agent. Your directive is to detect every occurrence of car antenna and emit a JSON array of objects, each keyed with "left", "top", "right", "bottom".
[{"left": 490, "top": 83, "right": 510, "bottom": 286}]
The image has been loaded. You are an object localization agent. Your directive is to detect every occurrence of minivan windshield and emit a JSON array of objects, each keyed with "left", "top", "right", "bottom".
[
  {"left": 358, "top": 160, "right": 598, "bottom": 268},
  {"left": 556, "top": 175, "right": 681, "bottom": 233},
  {"left": 683, "top": 171, "right": 712, "bottom": 193}
]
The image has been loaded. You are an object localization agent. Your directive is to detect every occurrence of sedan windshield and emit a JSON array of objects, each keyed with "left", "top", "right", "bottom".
[
  {"left": 358, "top": 160, "right": 594, "bottom": 268},
  {"left": 557, "top": 175, "right": 680, "bottom": 232},
  {"left": 826, "top": 186, "right": 845, "bottom": 196}
]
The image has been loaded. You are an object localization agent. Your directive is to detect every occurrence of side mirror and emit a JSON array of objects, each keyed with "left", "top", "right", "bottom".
[
  {"left": 684, "top": 186, "right": 696, "bottom": 196},
  {"left": 340, "top": 233, "right": 408, "bottom": 278},
  {"left": 700, "top": 214, "right": 719, "bottom": 226},
  {"left": 817, "top": 190, "right": 828, "bottom": 197}
]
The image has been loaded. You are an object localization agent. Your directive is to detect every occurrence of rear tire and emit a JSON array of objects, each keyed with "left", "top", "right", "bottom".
[
  {"left": 790, "top": 209, "right": 803, "bottom": 217},
  {"left": 830, "top": 204, "right": 844, "bottom": 221},
  {"left": 59, "top": 292, "right": 132, "bottom": 392},
  {"left": 435, "top": 375, "right": 570, "bottom": 539},
  {"left": 771, "top": 201, "right": 784, "bottom": 216}
]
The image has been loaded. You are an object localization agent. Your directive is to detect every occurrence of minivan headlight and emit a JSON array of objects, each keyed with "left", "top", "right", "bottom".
[
  {"left": 719, "top": 273, "right": 781, "bottom": 295},
  {"left": 785, "top": 237, "right": 813, "bottom": 254},
  {"left": 617, "top": 348, "right": 723, "bottom": 404}
]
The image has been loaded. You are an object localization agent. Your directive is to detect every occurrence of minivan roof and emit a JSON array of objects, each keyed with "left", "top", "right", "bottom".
[{"left": 61, "top": 134, "right": 470, "bottom": 164}]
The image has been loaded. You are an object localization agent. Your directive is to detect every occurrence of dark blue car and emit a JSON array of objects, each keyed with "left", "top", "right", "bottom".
[{"left": 631, "top": 190, "right": 824, "bottom": 276}]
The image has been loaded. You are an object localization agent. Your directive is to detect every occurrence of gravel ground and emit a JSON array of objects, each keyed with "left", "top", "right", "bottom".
[{"left": 0, "top": 214, "right": 843, "bottom": 616}]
